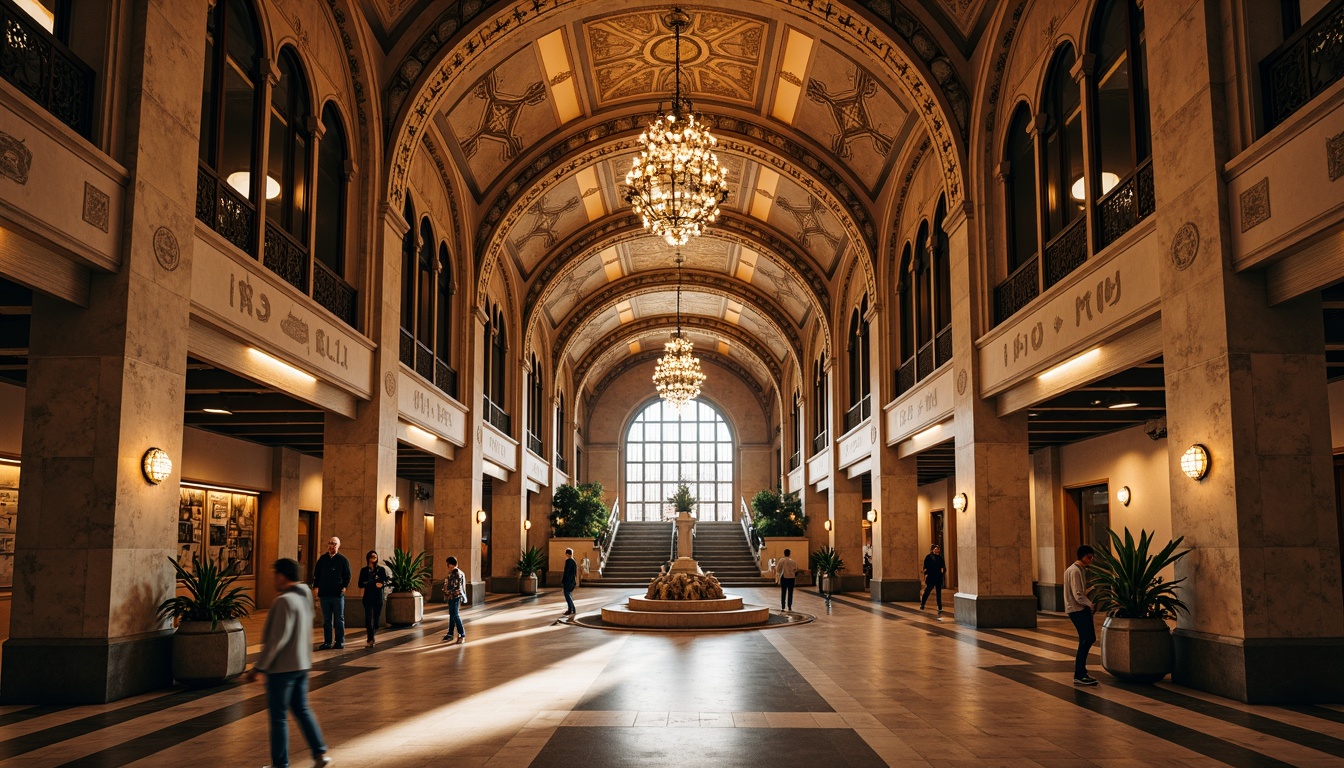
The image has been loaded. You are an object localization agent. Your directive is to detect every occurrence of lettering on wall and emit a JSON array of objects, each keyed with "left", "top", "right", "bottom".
[
  {"left": 886, "top": 366, "right": 954, "bottom": 444},
  {"left": 413, "top": 389, "right": 456, "bottom": 431},
  {"left": 397, "top": 372, "right": 466, "bottom": 446}
]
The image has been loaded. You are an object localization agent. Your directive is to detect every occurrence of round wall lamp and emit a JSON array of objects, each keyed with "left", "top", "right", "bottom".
[
  {"left": 476, "top": 509, "right": 488, "bottom": 523},
  {"left": 524, "top": 519, "right": 532, "bottom": 530},
  {"left": 1116, "top": 486, "right": 1131, "bottom": 506},
  {"left": 141, "top": 448, "right": 172, "bottom": 485},
  {"left": 1181, "top": 444, "right": 1210, "bottom": 480},
  {"left": 385, "top": 494, "right": 401, "bottom": 514},
  {"left": 823, "top": 519, "right": 833, "bottom": 532},
  {"left": 952, "top": 492, "right": 968, "bottom": 513},
  {"left": 865, "top": 509, "right": 877, "bottom": 523}
]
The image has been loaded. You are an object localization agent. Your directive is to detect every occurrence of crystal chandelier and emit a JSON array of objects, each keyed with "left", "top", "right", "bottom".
[
  {"left": 653, "top": 254, "right": 706, "bottom": 411},
  {"left": 624, "top": 7, "right": 730, "bottom": 247}
]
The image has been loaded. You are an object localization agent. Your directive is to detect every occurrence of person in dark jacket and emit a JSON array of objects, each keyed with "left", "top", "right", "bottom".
[
  {"left": 562, "top": 548, "right": 578, "bottom": 616},
  {"left": 357, "top": 550, "right": 389, "bottom": 648},
  {"left": 920, "top": 544, "right": 946, "bottom": 614},
  {"left": 312, "top": 536, "right": 351, "bottom": 649}
]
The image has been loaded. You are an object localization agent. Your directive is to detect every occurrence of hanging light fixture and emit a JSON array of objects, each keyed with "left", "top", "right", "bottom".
[
  {"left": 624, "top": 7, "right": 730, "bottom": 247},
  {"left": 652, "top": 253, "right": 706, "bottom": 411}
]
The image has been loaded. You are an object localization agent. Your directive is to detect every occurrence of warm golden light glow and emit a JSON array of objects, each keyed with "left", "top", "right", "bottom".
[
  {"left": 142, "top": 448, "right": 172, "bottom": 484},
  {"left": 227, "top": 171, "right": 281, "bottom": 200},
  {"left": 652, "top": 335, "right": 705, "bottom": 412},
  {"left": 1116, "top": 486, "right": 1131, "bottom": 506},
  {"left": 1039, "top": 348, "right": 1101, "bottom": 381},
  {"left": 1181, "top": 444, "right": 1210, "bottom": 480},
  {"left": 952, "top": 492, "right": 968, "bottom": 513},
  {"left": 386, "top": 494, "right": 401, "bottom": 514}
]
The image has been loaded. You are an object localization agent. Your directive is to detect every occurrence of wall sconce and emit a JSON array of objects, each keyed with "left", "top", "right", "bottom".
[
  {"left": 476, "top": 509, "right": 488, "bottom": 523},
  {"left": 1180, "top": 444, "right": 1210, "bottom": 480},
  {"left": 865, "top": 509, "right": 877, "bottom": 523},
  {"left": 823, "top": 519, "right": 833, "bottom": 532},
  {"left": 141, "top": 448, "right": 172, "bottom": 485},
  {"left": 952, "top": 492, "right": 968, "bottom": 513},
  {"left": 524, "top": 519, "right": 532, "bottom": 530},
  {"left": 414, "top": 484, "right": 432, "bottom": 501},
  {"left": 1116, "top": 486, "right": 1131, "bottom": 506},
  {"left": 385, "top": 494, "right": 401, "bottom": 514}
]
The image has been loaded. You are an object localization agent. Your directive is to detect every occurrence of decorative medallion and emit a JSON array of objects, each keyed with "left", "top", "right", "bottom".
[
  {"left": 1170, "top": 222, "right": 1200, "bottom": 271},
  {"left": 1240, "top": 177, "right": 1271, "bottom": 232},
  {"left": 1328, "top": 130, "right": 1344, "bottom": 182},
  {"left": 870, "top": 426, "right": 877, "bottom": 442},
  {"left": 0, "top": 130, "right": 32, "bottom": 185},
  {"left": 82, "top": 181, "right": 109, "bottom": 232},
  {"left": 475, "top": 425, "right": 483, "bottom": 445},
  {"left": 956, "top": 369, "right": 968, "bottom": 396},
  {"left": 152, "top": 226, "right": 181, "bottom": 271},
  {"left": 384, "top": 372, "right": 396, "bottom": 397}
]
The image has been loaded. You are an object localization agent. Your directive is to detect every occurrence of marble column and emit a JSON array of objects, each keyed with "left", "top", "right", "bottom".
[
  {"left": 869, "top": 443, "right": 919, "bottom": 602},
  {"left": 828, "top": 363, "right": 866, "bottom": 593},
  {"left": 1149, "top": 0, "right": 1344, "bottom": 703},
  {"left": 947, "top": 205, "right": 1036, "bottom": 628},
  {"left": 0, "top": 0, "right": 207, "bottom": 704},
  {"left": 433, "top": 312, "right": 487, "bottom": 605},
  {"left": 1030, "top": 447, "right": 1064, "bottom": 612},
  {"left": 257, "top": 447, "right": 302, "bottom": 608}
]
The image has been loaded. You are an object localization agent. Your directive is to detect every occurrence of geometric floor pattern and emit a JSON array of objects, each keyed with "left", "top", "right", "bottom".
[{"left": 1, "top": 587, "right": 1342, "bottom": 766}]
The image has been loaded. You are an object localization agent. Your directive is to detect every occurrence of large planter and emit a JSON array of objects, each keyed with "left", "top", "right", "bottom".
[
  {"left": 172, "top": 619, "right": 246, "bottom": 687},
  {"left": 1101, "top": 616, "right": 1173, "bottom": 683},
  {"left": 519, "top": 574, "right": 538, "bottom": 595},
  {"left": 819, "top": 574, "right": 840, "bottom": 594},
  {"left": 385, "top": 591, "right": 424, "bottom": 627}
]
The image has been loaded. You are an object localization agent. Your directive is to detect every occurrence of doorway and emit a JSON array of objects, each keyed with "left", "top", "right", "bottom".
[
  {"left": 931, "top": 509, "right": 945, "bottom": 554},
  {"left": 298, "top": 510, "right": 318, "bottom": 583},
  {"left": 1069, "top": 483, "right": 1111, "bottom": 553}
]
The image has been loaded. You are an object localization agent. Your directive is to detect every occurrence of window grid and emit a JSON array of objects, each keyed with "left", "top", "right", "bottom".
[{"left": 625, "top": 400, "right": 734, "bottom": 522}]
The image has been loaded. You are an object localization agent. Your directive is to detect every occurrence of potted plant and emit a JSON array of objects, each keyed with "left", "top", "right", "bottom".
[
  {"left": 750, "top": 488, "right": 807, "bottom": 537},
  {"left": 157, "top": 556, "right": 253, "bottom": 687},
  {"left": 384, "top": 549, "right": 434, "bottom": 627},
  {"left": 810, "top": 546, "right": 845, "bottom": 596},
  {"left": 668, "top": 482, "right": 696, "bottom": 516},
  {"left": 548, "top": 483, "right": 610, "bottom": 578},
  {"left": 1091, "top": 528, "right": 1191, "bottom": 683},
  {"left": 516, "top": 546, "right": 547, "bottom": 595}
]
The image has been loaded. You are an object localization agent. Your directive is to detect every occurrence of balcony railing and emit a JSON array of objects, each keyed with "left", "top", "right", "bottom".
[
  {"left": 555, "top": 452, "right": 567, "bottom": 473},
  {"left": 1096, "top": 159, "right": 1155, "bottom": 252},
  {"left": 526, "top": 430, "right": 543, "bottom": 457},
  {"left": 1043, "top": 216, "right": 1088, "bottom": 290},
  {"left": 787, "top": 451, "right": 800, "bottom": 472},
  {"left": 843, "top": 395, "right": 871, "bottom": 433},
  {"left": 483, "top": 397, "right": 510, "bottom": 435},
  {"left": 398, "top": 327, "right": 415, "bottom": 369},
  {"left": 994, "top": 255, "right": 1039, "bottom": 325},
  {"left": 196, "top": 163, "right": 255, "bottom": 255},
  {"left": 435, "top": 359, "right": 458, "bottom": 400},
  {"left": 934, "top": 326, "right": 952, "bottom": 368},
  {"left": 916, "top": 341, "right": 934, "bottom": 381},
  {"left": 263, "top": 222, "right": 308, "bottom": 295},
  {"left": 0, "top": 0, "right": 94, "bottom": 138},
  {"left": 399, "top": 327, "right": 457, "bottom": 400},
  {"left": 313, "top": 260, "right": 357, "bottom": 328},
  {"left": 895, "top": 357, "right": 915, "bottom": 397},
  {"left": 413, "top": 339, "right": 434, "bottom": 382},
  {"left": 812, "top": 430, "right": 828, "bottom": 455},
  {"left": 1262, "top": 0, "right": 1344, "bottom": 131}
]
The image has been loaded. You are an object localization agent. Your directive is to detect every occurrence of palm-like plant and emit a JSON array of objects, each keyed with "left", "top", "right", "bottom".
[
  {"left": 1090, "top": 528, "right": 1191, "bottom": 620},
  {"left": 157, "top": 557, "right": 253, "bottom": 631},
  {"left": 516, "top": 546, "right": 547, "bottom": 577},
  {"left": 810, "top": 546, "right": 845, "bottom": 576},
  {"left": 384, "top": 549, "right": 434, "bottom": 593}
]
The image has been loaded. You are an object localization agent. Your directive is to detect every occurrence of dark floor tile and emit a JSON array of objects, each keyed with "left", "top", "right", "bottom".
[{"left": 530, "top": 726, "right": 886, "bottom": 768}]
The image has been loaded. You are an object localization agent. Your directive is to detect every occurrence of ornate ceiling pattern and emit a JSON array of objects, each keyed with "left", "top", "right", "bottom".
[
  {"left": 588, "top": 349, "right": 770, "bottom": 411},
  {"left": 572, "top": 315, "right": 783, "bottom": 390}
]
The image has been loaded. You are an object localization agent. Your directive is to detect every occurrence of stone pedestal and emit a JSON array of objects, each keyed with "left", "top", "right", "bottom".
[{"left": 668, "top": 511, "right": 700, "bottom": 573}]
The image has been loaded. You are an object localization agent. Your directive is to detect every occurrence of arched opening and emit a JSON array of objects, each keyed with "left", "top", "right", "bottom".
[{"left": 624, "top": 399, "right": 735, "bottom": 522}]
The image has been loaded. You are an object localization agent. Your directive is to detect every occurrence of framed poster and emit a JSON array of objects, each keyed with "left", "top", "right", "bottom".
[
  {"left": 0, "top": 484, "right": 16, "bottom": 587},
  {"left": 177, "top": 486, "right": 258, "bottom": 578}
]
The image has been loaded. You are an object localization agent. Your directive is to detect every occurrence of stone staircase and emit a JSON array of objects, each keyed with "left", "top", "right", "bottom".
[
  {"left": 590, "top": 521, "right": 672, "bottom": 586},
  {"left": 691, "top": 522, "right": 774, "bottom": 587}
]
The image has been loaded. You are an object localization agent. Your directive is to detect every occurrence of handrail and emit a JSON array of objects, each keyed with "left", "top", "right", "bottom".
[
  {"left": 668, "top": 517, "right": 678, "bottom": 568},
  {"left": 597, "top": 498, "right": 620, "bottom": 571},
  {"left": 740, "top": 497, "right": 763, "bottom": 560}
]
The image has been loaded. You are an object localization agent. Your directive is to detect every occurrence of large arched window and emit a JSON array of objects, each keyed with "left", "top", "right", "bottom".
[
  {"left": 435, "top": 242, "right": 455, "bottom": 395},
  {"left": 1041, "top": 45, "right": 1084, "bottom": 287},
  {"left": 400, "top": 199, "right": 416, "bottom": 332},
  {"left": 416, "top": 220, "right": 435, "bottom": 349},
  {"left": 914, "top": 221, "right": 932, "bottom": 355},
  {"left": 789, "top": 390, "right": 802, "bottom": 471},
  {"left": 811, "top": 355, "right": 828, "bottom": 453},
  {"left": 1091, "top": 0, "right": 1153, "bottom": 249},
  {"left": 996, "top": 104, "right": 1042, "bottom": 325},
  {"left": 314, "top": 104, "right": 347, "bottom": 275},
  {"left": 625, "top": 400, "right": 735, "bottom": 522},
  {"left": 483, "top": 305, "right": 509, "bottom": 433},
  {"left": 555, "top": 392, "right": 567, "bottom": 471},
  {"left": 933, "top": 198, "right": 952, "bottom": 366},
  {"left": 396, "top": 202, "right": 457, "bottom": 398},
  {"left": 197, "top": 0, "right": 263, "bottom": 255},
  {"left": 526, "top": 353, "right": 544, "bottom": 456},
  {"left": 845, "top": 296, "right": 871, "bottom": 431},
  {"left": 268, "top": 49, "right": 309, "bottom": 244}
]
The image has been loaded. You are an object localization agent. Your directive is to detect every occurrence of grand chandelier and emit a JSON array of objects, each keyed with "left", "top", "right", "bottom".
[
  {"left": 652, "top": 254, "right": 706, "bottom": 411},
  {"left": 624, "top": 7, "right": 730, "bottom": 247}
]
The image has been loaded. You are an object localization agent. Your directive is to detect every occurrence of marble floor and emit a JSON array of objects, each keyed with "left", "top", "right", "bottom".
[{"left": 1, "top": 587, "right": 1341, "bottom": 767}]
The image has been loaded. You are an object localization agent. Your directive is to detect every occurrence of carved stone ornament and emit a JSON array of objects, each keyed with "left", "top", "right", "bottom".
[
  {"left": 956, "top": 369, "right": 968, "bottom": 396},
  {"left": 1328, "top": 130, "right": 1344, "bottom": 182},
  {"left": 1239, "top": 177, "right": 1271, "bottom": 233},
  {"left": 475, "top": 425, "right": 483, "bottom": 445},
  {"left": 870, "top": 426, "right": 877, "bottom": 443},
  {"left": 82, "top": 182, "right": 109, "bottom": 232},
  {"left": 384, "top": 372, "right": 396, "bottom": 397},
  {"left": 1170, "top": 222, "right": 1200, "bottom": 271},
  {"left": 153, "top": 226, "right": 181, "bottom": 271},
  {"left": 0, "top": 130, "right": 31, "bottom": 185}
]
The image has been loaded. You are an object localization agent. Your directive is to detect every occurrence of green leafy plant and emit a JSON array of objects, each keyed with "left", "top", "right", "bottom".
[
  {"left": 550, "top": 482, "right": 611, "bottom": 539},
  {"left": 384, "top": 549, "right": 434, "bottom": 593},
  {"left": 157, "top": 557, "right": 254, "bottom": 631},
  {"left": 516, "top": 546, "right": 547, "bottom": 578},
  {"left": 750, "top": 488, "right": 807, "bottom": 537},
  {"left": 668, "top": 482, "right": 697, "bottom": 514},
  {"left": 1090, "top": 528, "right": 1191, "bottom": 620},
  {"left": 810, "top": 546, "right": 845, "bottom": 577}
]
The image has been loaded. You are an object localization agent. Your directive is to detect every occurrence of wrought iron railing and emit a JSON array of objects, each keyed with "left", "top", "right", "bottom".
[
  {"left": 526, "top": 430, "right": 543, "bottom": 457},
  {"left": 740, "top": 497, "right": 763, "bottom": 559},
  {"left": 812, "top": 430, "right": 828, "bottom": 455},
  {"left": 0, "top": 0, "right": 94, "bottom": 138},
  {"left": 597, "top": 498, "right": 620, "bottom": 571},
  {"left": 414, "top": 339, "right": 434, "bottom": 382},
  {"left": 896, "top": 357, "right": 915, "bottom": 397},
  {"left": 313, "top": 260, "right": 356, "bottom": 328},
  {"left": 1261, "top": 0, "right": 1344, "bottom": 131},
  {"left": 994, "top": 255, "right": 1039, "bottom": 325},
  {"left": 1043, "top": 216, "right": 1089, "bottom": 289},
  {"left": 555, "top": 452, "right": 567, "bottom": 473},
  {"left": 935, "top": 326, "right": 952, "bottom": 368},
  {"left": 843, "top": 395, "right": 871, "bottom": 433},
  {"left": 916, "top": 341, "right": 934, "bottom": 381},
  {"left": 398, "top": 327, "right": 415, "bottom": 369},
  {"left": 435, "top": 359, "right": 458, "bottom": 400},
  {"left": 263, "top": 221, "right": 309, "bottom": 294},
  {"left": 196, "top": 163, "right": 255, "bottom": 255},
  {"left": 483, "top": 396, "right": 510, "bottom": 435},
  {"left": 1096, "top": 159, "right": 1155, "bottom": 252},
  {"left": 788, "top": 451, "right": 800, "bottom": 471}
]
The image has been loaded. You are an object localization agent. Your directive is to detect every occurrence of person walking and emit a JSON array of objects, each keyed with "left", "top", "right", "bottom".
[
  {"left": 561, "top": 548, "right": 578, "bottom": 616},
  {"left": 776, "top": 549, "right": 798, "bottom": 612},
  {"left": 357, "top": 550, "right": 389, "bottom": 648},
  {"left": 441, "top": 556, "right": 467, "bottom": 643},
  {"left": 312, "top": 537, "right": 351, "bottom": 650},
  {"left": 246, "top": 558, "right": 332, "bottom": 768},
  {"left": 1065, "top": 544, "right": 1099, "bottom": 686},
  {"left": 919, "top": 544, "right": 946, "bottom": 614}
]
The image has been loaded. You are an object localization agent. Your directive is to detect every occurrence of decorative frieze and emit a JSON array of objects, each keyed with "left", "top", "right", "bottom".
[{"left": 1240, "top": 177, "right": 1271, "bottom": 232}]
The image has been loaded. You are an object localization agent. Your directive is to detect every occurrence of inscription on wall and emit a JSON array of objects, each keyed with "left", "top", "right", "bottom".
[
  {"left": 837, "top": 419, "right": 874, "bottom": 470},
  {"left": 886, "top": 366, "right": 954, "bottom": 445},
  {"left": 397, "top": 371, "right": 466, "bottom": 446},
  {"left": 482, "top": 423, "right": 518, "bottom": 472}
]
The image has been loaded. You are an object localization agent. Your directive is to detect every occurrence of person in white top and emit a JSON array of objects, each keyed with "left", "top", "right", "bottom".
[
  {"left": 776, "top": 549, "right": 799, "bottom": 612},
  {"left": 1064, "top": 545, "right": 1098, "bottom": 686}
]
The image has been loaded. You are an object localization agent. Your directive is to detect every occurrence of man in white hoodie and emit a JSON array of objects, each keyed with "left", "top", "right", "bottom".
[
  {"left": 1064, "top": 545, "right": 1098, "bottom": 687},
  {"left": 246, "top": 558, "right": 332, "bottom": 768}
]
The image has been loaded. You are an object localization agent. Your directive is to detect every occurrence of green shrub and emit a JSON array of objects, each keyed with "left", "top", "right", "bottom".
[
  {"left": 157, "top": 557, "right": 253, "bottom": 631},
  {"left": 750, "top": 488, "right": 807, "bottom": 537},
  {"left": 550, "top": 482, "right": 611, "bottom": 539},
  {"left": 385, "top": 549, "right": 434, "bottom": 593}
]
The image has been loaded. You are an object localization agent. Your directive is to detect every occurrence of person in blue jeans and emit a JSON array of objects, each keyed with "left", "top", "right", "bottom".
[
  {"left": 246, "top": 558, "right": 332, "bottom": 768},
  {"left": 442, "top": 556, "right": 467, "bottom": 643},
  {"left": 312, "top": 537, "right": 350, "bottom": 649},
  {"left": 561, "top": 548, "right": 578, "bottom": 615}
]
